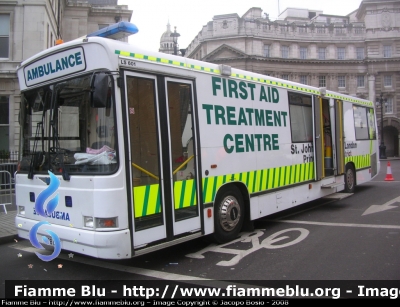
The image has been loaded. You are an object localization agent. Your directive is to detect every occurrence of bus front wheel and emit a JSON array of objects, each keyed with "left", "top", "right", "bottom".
[
  {"left": 344, "top": 164, "right": 356, "bottom": 193},
  {"left": 213, "top": 186, "right": 244, "bottom": 244}
]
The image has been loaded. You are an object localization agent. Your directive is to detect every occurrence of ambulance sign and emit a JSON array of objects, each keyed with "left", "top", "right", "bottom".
[{"left": 24, "top": 47, "right": 86, "bottom": 86}]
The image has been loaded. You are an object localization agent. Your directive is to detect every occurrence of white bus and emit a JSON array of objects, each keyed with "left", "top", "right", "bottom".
[{"left": 15, "top": 22, "right": 379, "bottom": 260}]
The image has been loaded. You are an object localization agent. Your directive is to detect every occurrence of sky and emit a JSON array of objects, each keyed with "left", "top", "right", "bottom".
[{"left": 118, "top": 0, "right": 363, "bottom": 51}]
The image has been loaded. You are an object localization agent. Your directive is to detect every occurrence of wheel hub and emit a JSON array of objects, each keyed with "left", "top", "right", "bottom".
[
  {"left": 219, "top": 196, "right": 241, "bottom": 231},
  {"left": 346, "top": 169, "right": 354, "bottom": 189}
]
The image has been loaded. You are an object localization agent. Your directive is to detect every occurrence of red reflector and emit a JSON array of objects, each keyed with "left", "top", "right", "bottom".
[
  {"left": 211, "top": 164, "right": 217, "bottom": 169},
  {"left": 104, "top": 220, "right": 115, "bottom": 227},
  {"left": 207, "top": 208, "right": 212, "bottom": 218}
]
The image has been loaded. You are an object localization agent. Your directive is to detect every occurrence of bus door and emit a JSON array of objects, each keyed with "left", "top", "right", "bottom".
[
  {"left": 124, "top": 72, "right": 202, "bottom": 250},
  {"left": 334, "top": 100, "right": 345, "bottom": 176},
  {"left": 314, "top": 96, "right": 324, "bottom": 180},
  {"left": 313, "top": 96, "right": 335, "bottom": 180},
  {"left": 328, "top": 98, "right": 345, "bottom": 177},
  {"left": 314, "top": 96, "right": 345, "bottom": 180}
]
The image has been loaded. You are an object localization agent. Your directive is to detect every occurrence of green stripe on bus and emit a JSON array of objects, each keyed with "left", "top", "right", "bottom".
[
  {"left": 142, "top": 185, "right": 150, "bottom": 216},
  {"left": 279, "top": 166, "right": 285, "bottom": 187},
  {"left": 211, "top": 177, "right": 218, "bottom": 201},
  {"left": 285, "top": 165, "right": 291, "bottom": 185},
  {"left": 179, "top": 180, "right": 186, "bottom": 209},
  {"left": 275, "top": 167, "right": 280, "bottom": 188},
  {"left": 250, "top": 171, "right": 256, "bottom": 193},
  {"left": 155, "top": 187, "right": 161, "bottom": 214},
  {"left": 134, "top": 162, "right": 318, "bottom": 217},
  {"left": 190, "top": 179, "right": 197, "bottom": 206},
  {"left": 345, "top": 154, "right": 371, "bottom": 169},
  {"left": 306, "top": 163, "right": 310, "bottom": 181},
  {"left": 203, "top": 177, "right": 208, "bottom": 202},
  {"left": 205, "top": 177, "right": 214, "bottom": 202},
  {"left": 259, "top": 169, "right": 264, "bottom": 192},
  {"left": 295, "top": 164, "right": 300, "bottom": 183},
  {"left": 268, "top": 168, "right": 273, "bottom": 189}
]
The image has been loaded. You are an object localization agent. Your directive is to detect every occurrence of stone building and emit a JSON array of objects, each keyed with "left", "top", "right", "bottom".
[
  {"left": 159, "top": 21, "right": 182, "bottom": 55},
  {"left": 0, "top": 0, "right": 132, "bottom": 157},
  {"left": 159, "top": 21, "right": 174, "bottom": 54},
  {"left": 185, "top": 0, "right": 400, "bottom": 157}
]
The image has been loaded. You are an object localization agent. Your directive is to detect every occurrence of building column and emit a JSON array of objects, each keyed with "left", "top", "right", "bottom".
[
  {"left": 368, "top": 74, "right": 375, "bottom": 102},
  {"left": 398, "top": 135, "right": 400, "bottom": 157}
]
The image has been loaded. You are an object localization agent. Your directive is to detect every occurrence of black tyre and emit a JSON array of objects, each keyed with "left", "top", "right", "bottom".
[
  {"left": 213, "top": 186, "right": 245, "bottom": 244},
  {"left": 344, "top": 164, "right": 356, "bottom": 193}
]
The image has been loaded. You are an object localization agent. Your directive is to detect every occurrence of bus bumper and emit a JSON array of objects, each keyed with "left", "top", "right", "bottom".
[{"left": 15, "top": 216, "right": 132, "bottom": 259}]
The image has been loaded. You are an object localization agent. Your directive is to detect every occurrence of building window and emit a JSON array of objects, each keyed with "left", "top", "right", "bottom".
[
  {"left": 300, "top": 75, "right": 308, "bottom": 85},
  {"left": 298, "top": 27, "right": 306, "bottom": 33},
  {"left": 0, "top": 96, "right": 9, "bottom": 151},
  {"left": 317, "top": 27, "right": 325, "bottom": 34},
  {"left": 354, "top": 27, "right": 364, "bottom": 34},
  {"left": 335, "top": 27, "right": 344, "bottom": 34},
  {"left": 385, "top": 97, "right": 393, "bottom": 114},
  {"left": 281, "top": 46, "right": 289, "bottom": 58},
  {"left": 300, "top": 47, "right": 307, "bottom": 59},
  {"left": 337, "top": 47, "right": 345, "bottom": 60},
  {"left": 263, "top": 45, "right": 270, "bottom": 57},
  {"left": 281, "top": 74, "right": 289, "bottom": 80},
  {"left": 319, "top": 76, "right": 326, "bottom": 87},
  {"left": 384, "top": 75, "right": 392, "bottom": 87},
  {"left": 356, "top": 47, "right": 364, "bottom": 60},
  {"left": 338, "top": 75, "right": 346, "bottom": 88},
  {"left": 318, "top": 47, "right": 326, "bottom": 60},
  {"left": 280, "top": 26, "right": 288, "bottom": 33},
  {"left": 0, "top": 15, "right": 10, "bottom": 58},
  {"left": 383, "top": 45, "right": 392, "bottom": 58},
  {"left": 357, "top": 75, "right": 365, "bottom": 87}
]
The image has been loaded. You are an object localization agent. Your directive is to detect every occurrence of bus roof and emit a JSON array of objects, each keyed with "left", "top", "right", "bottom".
[{"left": 17, "top": 35, "right": 374, "bottom": 107}]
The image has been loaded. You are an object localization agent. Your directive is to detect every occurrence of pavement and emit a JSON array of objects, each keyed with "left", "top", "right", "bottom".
[{"left": 1, "top": 157, "right": 399, "bottom": 245}]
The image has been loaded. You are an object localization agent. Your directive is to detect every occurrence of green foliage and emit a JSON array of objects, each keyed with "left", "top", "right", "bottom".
[{"left": 0, "top": 150, "right": 10, "bottom": 159}]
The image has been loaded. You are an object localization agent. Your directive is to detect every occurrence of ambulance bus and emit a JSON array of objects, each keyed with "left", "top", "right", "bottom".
[{"left": 15, "top": 22, "right": 379, "bottom": 260}]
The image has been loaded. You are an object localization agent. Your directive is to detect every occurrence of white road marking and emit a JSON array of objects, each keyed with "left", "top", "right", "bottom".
[
  {"left": 186, "top": 228, "right": 309, "bottom": 266},
  {"left": 362, "top": 195, "right": 400, "bottom": 216},
  {"left": 269, "top": 219, "right": 400, "bottom": 229},
  {"left": 10, "top": 217, "right": 400, "bottom": 283}
]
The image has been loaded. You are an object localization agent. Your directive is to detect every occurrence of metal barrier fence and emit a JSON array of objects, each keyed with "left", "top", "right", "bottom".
[
  {"left": 0, "top": 171, "right": 13, "bottom": 214},
  {"left": 0, "top": 150, "right": 18, "bottom": 161},
  {"left": 0, "top": 151, "right": 18, "bottom": 192}
]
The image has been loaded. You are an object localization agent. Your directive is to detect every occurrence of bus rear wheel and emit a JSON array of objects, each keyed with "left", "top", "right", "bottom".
[
  {"left": 344, "top": 164, "right": 356, "bottom": 193},
  {"left": 213, "top": 186, "right": 244, "bottom": 244}
]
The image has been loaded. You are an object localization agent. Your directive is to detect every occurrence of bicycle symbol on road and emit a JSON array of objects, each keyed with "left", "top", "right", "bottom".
[{"left": 186, "top": 228, "right": 309, "bottom": 266}]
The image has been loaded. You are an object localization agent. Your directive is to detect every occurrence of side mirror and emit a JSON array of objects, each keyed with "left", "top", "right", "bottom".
[{"left": 89, "top": 72, "right": 111, "bottom": 108}]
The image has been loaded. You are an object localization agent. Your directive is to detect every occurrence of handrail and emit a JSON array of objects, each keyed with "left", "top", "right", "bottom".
[
  {"left": 173, "top": 155, "right": 194, "bottom": 175},
  {"left": 132, "top": 154, "right": 194, "bottom": 180},
  {"left": 131, "top": 163, "right": 159, "bottom": 180}
]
